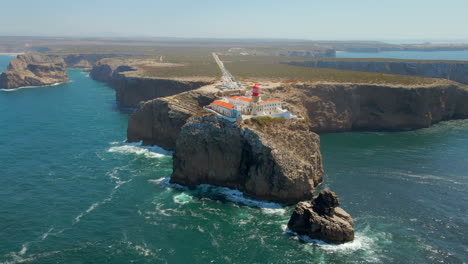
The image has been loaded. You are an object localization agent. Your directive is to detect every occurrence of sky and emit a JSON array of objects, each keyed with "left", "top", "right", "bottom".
[{"left": 0, "top": 0, "right": 467, "bottom": 41}]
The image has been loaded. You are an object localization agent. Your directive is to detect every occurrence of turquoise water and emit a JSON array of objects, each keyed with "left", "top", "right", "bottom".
[
  {"left": 0, "top": 55, "right": 15, "bottom": 72},
  {"left": 337, "top": 50, "right": 468, "bottom": 61},
  {"left": 0, "top": 56, "right": 467, "bottom": 263}
]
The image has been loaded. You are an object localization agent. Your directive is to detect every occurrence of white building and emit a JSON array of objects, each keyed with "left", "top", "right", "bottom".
[{"left": 207, "top": 84, "right": 297, "bottom": 120}]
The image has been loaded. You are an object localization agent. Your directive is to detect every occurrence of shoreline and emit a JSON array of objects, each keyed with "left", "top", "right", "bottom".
[{"left": 0, "top": 53, "right": 24, "bottom": 56}]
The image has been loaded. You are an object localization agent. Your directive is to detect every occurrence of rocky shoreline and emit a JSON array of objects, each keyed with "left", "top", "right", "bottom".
[
  {"left": 90, "top": 58, "right": 214, "bottom": 108},
  {"left": 89, "top": 58, "right": 468, "bottom": 243},
  {"left": 0, "top": 54, "right": 69, "bottom": 89},
  {"left": 171, "top": 115, "right": 324, "bottom": 203}
]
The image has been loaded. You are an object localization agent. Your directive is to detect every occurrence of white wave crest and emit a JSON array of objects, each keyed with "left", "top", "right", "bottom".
[
  {"left": 107, "top": 141, "right": 171, "bottom": 159},
  {"left": 173, "top": 193, "right": 193, "bottom": 204},
  {"left": 0, "top": 82, "right": 67, "bottom": 92},
  {"left": 74, "top": 179, "right": 132, "bottom": 224},
  {"left": 153, "top": 177, "right": 286, "bottom": 215},
  {"left": 281, "top": 224, "right": 384, "bottom": 261}
]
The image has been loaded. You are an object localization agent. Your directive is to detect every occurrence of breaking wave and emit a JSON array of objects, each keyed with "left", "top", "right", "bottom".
[
  {"left": 107, "top": 141, "right": 171, "bottom": 159},
  {"left": 281, "top": 224, "right": 386, "bottom": 262},
  {"left": 0, "top": 82, "right": 68, "bottom": 92},
  {"left": 152, "top": 177, "right": 286, "bottom": 215}
]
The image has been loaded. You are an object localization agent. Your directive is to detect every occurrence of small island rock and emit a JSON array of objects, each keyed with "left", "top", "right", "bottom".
[{"left": 287, "top": 190, "right": 354, "bottom": 244}]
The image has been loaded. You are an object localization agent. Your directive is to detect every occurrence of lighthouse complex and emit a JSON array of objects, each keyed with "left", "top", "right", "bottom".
[{"left": 205, "top": 84, "right": 298, "bottom": 121}]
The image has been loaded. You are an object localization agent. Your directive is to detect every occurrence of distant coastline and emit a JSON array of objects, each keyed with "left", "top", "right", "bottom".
[{"left": 0, "top": 52, "right": 23, "bottom": 56}]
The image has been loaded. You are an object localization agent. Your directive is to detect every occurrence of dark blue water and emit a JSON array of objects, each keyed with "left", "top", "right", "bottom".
[
  {"left": 337, "top": 50, "right": 468, "bottom": 61},
  {"left": 0, "top": 55, "right": 467, "bottom": 263}
]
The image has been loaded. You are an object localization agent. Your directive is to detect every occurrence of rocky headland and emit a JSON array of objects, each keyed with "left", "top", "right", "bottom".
[
  {"left": 0, "top": 54, "right": 69, "bottom": 89},
  {"left": 288, "top": 190, "right": 354, "bottom": 244},
  {"left": 287, "top": 60, "right": 468, "bottom": 85},
  {"left": 127, "top": 89, "right": 216, "bottom": 149},
  {"left": 260, "top": 81, "right": 468, "bottom": 132},
  {"left": 90, "top": 57, "right": 215, "bottom": 108},
  {"left": 54, "top": 53, "right": 127, "bottom": 69},
  {"left": 170, "top": 116, "right": 324, "bottom": 203}
]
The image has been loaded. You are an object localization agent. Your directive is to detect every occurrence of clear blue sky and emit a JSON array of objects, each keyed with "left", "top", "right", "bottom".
[{"left": 1, "top": 0, "right": 467, "bottom": 41}]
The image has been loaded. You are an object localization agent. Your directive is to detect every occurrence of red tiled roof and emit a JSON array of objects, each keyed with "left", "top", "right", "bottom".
[
  {"left": 211, "top": 100, "right": 234, "bottom": 109},
  {"left": 230, "top": 96, "right": 252, "bottom": 102},
  {"left": 260, "top": 99, "right": 280, "bottom": 104}
]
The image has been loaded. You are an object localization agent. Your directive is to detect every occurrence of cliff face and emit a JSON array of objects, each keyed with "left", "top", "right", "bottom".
[
  {"left": 170, "top": 116, "right": 324, "bottom": 203},
  {"left": 263, "top": 83, "right": 468, "bottom": 132},
  {"left": 127, "top": 90, "right": 215, "bottom": 149},
  {"left": 56, "top": 54, "right": 124, "bottom": 69},
  {"left": 288, "top": 60, "right": 468, "bottom": 85},
  {"left": 90, "top": 60, "right": 213, "bottom": 108},
  {"left": 0, "top": 54, "right": 69, "bottom": 89}
]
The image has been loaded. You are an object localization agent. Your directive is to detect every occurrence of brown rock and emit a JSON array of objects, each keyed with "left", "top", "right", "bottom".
[
  {"left": 288, "top": 190, "right": 354, "bottom": 244},
  {"left": 127, "top": 90, "right": 216, "bottom": 150},
  {"left": 170, "top": 115, "right": 324, "bottom": 203},
  {"left": 262, "top": 82, "right": 468, "bottom": 132},
  {"left": 0, "top": 54, "right": 69, "bottom": 89}
]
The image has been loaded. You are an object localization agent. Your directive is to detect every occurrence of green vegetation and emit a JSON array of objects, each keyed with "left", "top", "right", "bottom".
[
  {"left": 244, "top": 116, "right": 287, "bottom": 127},
  {"left": 221, "top": 55, "right": 447, "bottom": 85}
]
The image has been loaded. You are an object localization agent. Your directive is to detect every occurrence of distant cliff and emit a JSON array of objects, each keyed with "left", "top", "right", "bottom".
[
  {"left": 90, "top": 59, "right": 214, "bottom": 107},
  {"left": 263, "top": 82, "right": 468, "bottom": 132},
  {"left": 287, "top": 60, "right": 468, "bottom": 85},
  {"left": 54, "top": 54, "right": 126, "bottom": 69},
  {"left": 171, "top": 116, "right": 324, "bottom": 203},
  {"left": 0, "top": 54, "right": 69, "bottom": 89}
]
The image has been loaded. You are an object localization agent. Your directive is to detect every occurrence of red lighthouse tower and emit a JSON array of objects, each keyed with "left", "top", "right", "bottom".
[{"left": 252, "top": 84, "right": 260, "bottom": 103}]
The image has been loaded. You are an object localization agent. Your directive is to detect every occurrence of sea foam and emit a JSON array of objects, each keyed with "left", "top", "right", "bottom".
[
  {"left": 107, "top": 141, "right": 171, "bottom": 158},
  {"left": 153, "top": 177, "right": 286, "bottom": 215}
]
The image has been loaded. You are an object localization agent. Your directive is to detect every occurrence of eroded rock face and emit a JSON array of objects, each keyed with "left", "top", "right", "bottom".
[
  {"left": 288, "top": 60, "right": 468, "bottom": 85},
  {"left": 127, "top": 90, "right": 215, "bottom": 150},
  {"left": 90, "top": 58, "right": 214, "bottom": 108},
  {"left": 262, "top": 83, "right": 468, "bottom": 132},
  {"left": 288, "top": 190, "right": 354, "bottom": 244},
  {"left": 0, "top": 54, "right": 69, "bottom": 89},
  {"left": 170, "top": 116, "right": 324, "bottom": 203}
]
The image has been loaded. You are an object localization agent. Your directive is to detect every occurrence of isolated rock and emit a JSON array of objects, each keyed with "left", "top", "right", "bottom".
[
  {"left": 287, "top": 190, "right": 354, "bottom": 244},
  {"left": 0, "top": 54, "right": 69, "bottom": 89}
]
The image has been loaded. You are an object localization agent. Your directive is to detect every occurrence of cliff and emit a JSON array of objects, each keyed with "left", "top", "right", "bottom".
[
  {"left": 170, "top": 116, "right": 324, "bottom": 203},
  {"left": 0, "top": 54, "right": 69, "bottom": 89},
  {"left": 262, "top": 82, "right": 468, "bottom": 132},
  {"left": 55, "top": 54, "right": 125, "bottom": 69},
  {"left": 287, "top": 60, "right": 468, "bottom": 85},
  {"left": 90, "top": 58, "right": 214, "bottom": 107},
  {"left": 127, "top": 89, "right": 216, "bottom": 149}
]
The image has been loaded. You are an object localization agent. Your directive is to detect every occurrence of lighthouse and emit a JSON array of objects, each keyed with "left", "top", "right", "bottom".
[{"left": 252, "top": 84, "right": 260, "bottom": 103}]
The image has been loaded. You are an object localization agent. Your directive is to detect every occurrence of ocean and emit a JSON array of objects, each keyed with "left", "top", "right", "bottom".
[{"left": 0, "top": 54, "right": 467, "bottom": 263}]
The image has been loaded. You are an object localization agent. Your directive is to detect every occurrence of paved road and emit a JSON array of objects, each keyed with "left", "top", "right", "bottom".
[{"left": 212, "top": 52, "right": 243, "bottom": 90}]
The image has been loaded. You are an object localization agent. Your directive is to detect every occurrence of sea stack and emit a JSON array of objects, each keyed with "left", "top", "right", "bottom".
[
  {"left": 287, "top": 190, "right": 354, "bottom": 244},
  {"left": 0, "top": 54, "right": 69, "bottom": 89}
]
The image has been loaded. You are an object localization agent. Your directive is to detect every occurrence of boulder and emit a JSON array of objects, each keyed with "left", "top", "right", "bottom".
[{"left": 287, "top": 190, "right": 354, "bottom": 244}]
